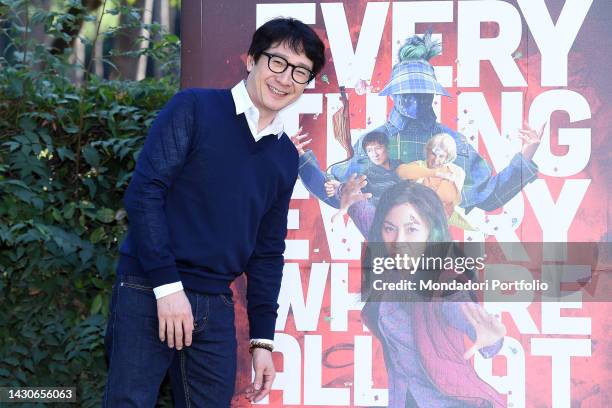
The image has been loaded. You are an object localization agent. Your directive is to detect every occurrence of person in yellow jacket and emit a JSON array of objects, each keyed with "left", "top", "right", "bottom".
[{"left": 396, "top": 133, "right": 474, "bottom": 230}]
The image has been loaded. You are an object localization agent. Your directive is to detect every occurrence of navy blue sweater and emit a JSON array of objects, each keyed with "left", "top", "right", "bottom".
[{"left": 118, "top": 88, "right": 298, "bottom": 340}]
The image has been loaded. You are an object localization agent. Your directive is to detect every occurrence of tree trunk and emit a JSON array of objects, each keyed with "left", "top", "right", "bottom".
[
  {"left": 153, "top": 0, "right": 170, "bottom": 78},
  {"left": 71, "top": 31, "right": 86, "bottom": 85},
  {"left": 94, "top": 31, "right": 104, "bottom": 77},
  {"left": 135, "top": 0, "right": 154, "bottom": 81},
  {"left": 159, "top": 0, "right": 170, "bottom": 32},
  {"left": 109, "top": 0, "right": 145, "bottom": 80}
]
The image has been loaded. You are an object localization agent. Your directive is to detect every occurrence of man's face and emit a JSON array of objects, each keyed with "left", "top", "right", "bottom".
[
  {"left": 365, "top": 142, "right": 389, "bottom": 167},
  {"left": 245, "top": 42, "right": 313, "bottom": 117},
  {"left": 426, "top": 146, "right": 448, "bottom": 168}
]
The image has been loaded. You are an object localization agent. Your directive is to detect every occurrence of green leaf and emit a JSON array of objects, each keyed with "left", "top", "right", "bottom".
[
  {"left": 90, "top": 294, "right": 103, "bottom": 315},
  {"left": 95, "top": 255, "right": 112, "bottom": 278},
  {"left": 90, "top": 227, "right": 105, "bottom": 243},
  {"left": 82, "top": 146, "right": 100, "bottom": 167},
  {"left": 63, "top": 203, "right": 76, "bottom": 219},
  {"left": 83, "top": 177, "right": 97, "bottom": 198},
  {"left": 165, "top": 34, "right": 179, "bottom": 44},
  {"left": 80, "top": 245, "right": 93, "bottom": 264},
  {"left": 96, "top": 208, "right": 115, "bottom": 223},
  {"left": 51, "top": 208, "right": 63, "bottom": 222},
  {"left": 13, "top": 345, "right": 30, "bottom": 355},
  {"left": 63, "top": 124, "right": 79, "bottom": 134},
  {"left": 23, "top": 359, "right": 34, "bottom": 373},
  {"left": 57, "top": 147, "right": 75, "bottom": 161},
  {"left": 18, "top": 116, "right": 36, "bottom": 131},
  {"left": 4, "top": 356, "right": 19, "bottom": 366}
]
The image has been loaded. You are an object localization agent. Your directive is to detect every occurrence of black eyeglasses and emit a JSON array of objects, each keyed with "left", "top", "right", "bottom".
[{"left": 261, "top": 52, "right": 315, "bottom": 84}]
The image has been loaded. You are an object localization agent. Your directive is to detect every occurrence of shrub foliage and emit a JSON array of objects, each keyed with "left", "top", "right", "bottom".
[{"left": 0, "top": 1, "right": 179, "bottom": 406}]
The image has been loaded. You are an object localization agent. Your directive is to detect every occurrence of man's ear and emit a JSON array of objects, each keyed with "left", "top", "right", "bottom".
[{"left": 246, "top": 54, "right": 254, "bottom": 73}]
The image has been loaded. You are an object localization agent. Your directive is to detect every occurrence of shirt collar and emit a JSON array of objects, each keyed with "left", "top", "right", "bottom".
[{"left": 231, "top": 80, "right": 284, "bottom": 141}]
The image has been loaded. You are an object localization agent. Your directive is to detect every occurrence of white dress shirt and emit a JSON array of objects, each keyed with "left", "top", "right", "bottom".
[{"left": 231, "top": 79, "right": 285, "bottom": 140}]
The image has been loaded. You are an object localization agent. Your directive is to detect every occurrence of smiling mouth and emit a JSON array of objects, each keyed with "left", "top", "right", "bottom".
[{"left": 268, "top": 84, "right": 288, "bottom": 96}]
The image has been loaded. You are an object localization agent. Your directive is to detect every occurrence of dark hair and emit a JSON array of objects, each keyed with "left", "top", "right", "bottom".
[
  {"left": 248, "top": 17, "right": 326, "bottom": 78},
  {"left": 361, "top": 131, "right": 389, "bottom": 151},
  {"left": 362, "top": 181, "right": 449, "bottom": 301},
  {"left": 368, "top": 180, "right": 450, "bottom": 243},
  {"left": 364, "top": 180, "right": 477, "bottom": 301}
]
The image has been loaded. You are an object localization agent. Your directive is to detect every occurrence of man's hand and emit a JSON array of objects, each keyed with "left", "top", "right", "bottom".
[
  {"left": 339, "top": 174, "right": 372, "bottom": 207},
  {"left": 519, "top": 120, "right": 546, "bottom": 161},
  {"left": 331, "top": 174, "right": 371, "bottom": 223},
  {"left": 157, "top": 290, "right": 194, "bottom": 350},
  {"left": 245, "top": 348, "right": 275, "bottom": 403},
  {"left": 289, "top": 127, "right": 311, "bottom": 156},
  {"left": 324, "top": 179, "right": 341, "bottom": 198}
]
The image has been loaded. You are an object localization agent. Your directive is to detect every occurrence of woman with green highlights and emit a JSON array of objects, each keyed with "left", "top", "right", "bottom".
[{"left": 355, "top": 180, "right": 506, "bottom": 407}]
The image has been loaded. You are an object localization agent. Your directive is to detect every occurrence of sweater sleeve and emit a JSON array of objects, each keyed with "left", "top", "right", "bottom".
[
  {"left": 298, "top": 150, "right": 340, "bottom": 208},
  {"left": 123, "top": 90, "right": 196, "bottom": 288},
  {"left": 245, "top": 175, "right": 297, "bottom": 340}
]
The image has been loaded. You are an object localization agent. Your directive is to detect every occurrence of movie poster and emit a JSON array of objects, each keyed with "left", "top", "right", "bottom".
[{"left": 183, "top": 1, "right": 611, "bottom": 406}]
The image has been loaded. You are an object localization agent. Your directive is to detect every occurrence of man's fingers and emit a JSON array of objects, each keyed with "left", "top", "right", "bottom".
[
  {"left": 252, "top": 368, "right": 264, "bottom": 392},
  {"left": 244, "top": 384, "right": 256, "bottom": 397},
  {"left": 290, "top": 127, "right": 303, "bottom": 138},
  {"left": 297, "top": 139, "right": 312, "bottom": 149},
  {"left": 166, "top": 320, "right": 175, "bottom": 348},
  {"left": 254, "top": 373, "right": 275, "bottom": 402},
  {"left": 156, "top": 290, "right": 193, "bottom": 348},
  {"left": 184, "top": 317, "right": 193, "bottom": 347},
  {"left": 159, "top": 318, "right": 166, "bottom": 342},
  {"left": 174, "top": 320, "right": 184, "bottom": 350},
  {"left": 293, "top": 132, "right": 309, "bottom": 141}
]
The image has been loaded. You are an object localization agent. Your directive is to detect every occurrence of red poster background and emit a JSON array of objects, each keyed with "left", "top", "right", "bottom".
[{"left": 182, "top": 1, "right": 611, "bottom": 406}]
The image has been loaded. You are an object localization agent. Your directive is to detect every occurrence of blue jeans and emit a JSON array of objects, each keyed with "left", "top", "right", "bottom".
[{"left": 103, "top": 275, "right": 237, "bottom": 407}]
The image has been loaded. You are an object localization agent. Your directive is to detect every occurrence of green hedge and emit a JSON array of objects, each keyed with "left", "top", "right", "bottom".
[{"left": 0, "top": 2, "right": 179, "bottom": 406}]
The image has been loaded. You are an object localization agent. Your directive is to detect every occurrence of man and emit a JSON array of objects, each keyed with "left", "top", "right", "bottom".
[
  {"left": 328, "top": 131, "right": 401, "bottom": 223},
  {"left": 355, "top": 131, "right": 402, "bottom": 205},
  {"left": 103, "top": 18, "right": 325, "bottom": 407},
  {"left": 298, "top": 31, "right": 543, "bottom": 214}
]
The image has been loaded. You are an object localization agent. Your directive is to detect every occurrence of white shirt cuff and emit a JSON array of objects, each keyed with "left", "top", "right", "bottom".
[
  {"left": 153, "top": 281, "right": 184, "bottom": 299},
  {"left": 250, "top": 338, "right": 274, "bottom": 347}
]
